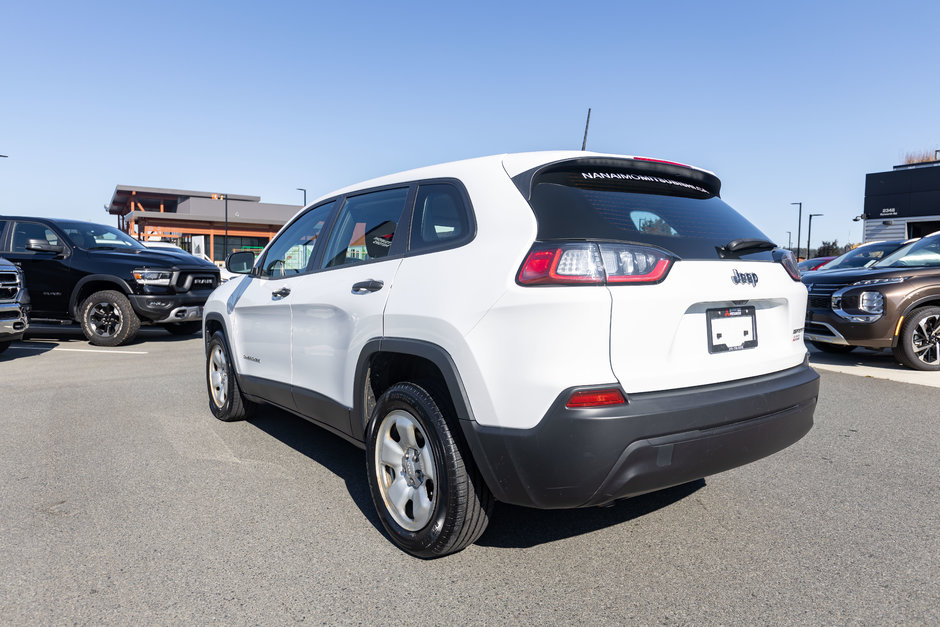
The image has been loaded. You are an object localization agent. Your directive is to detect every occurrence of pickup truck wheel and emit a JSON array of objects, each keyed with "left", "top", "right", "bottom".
[
  {"left": 893, "top": 306, "right": 940, "bottom": 371},
  {"left": 163, "top": 321, "right": 203, "bottom": 336},
  {"left": 809, "top": 341, "right": 855, "bottom": 354},
  {"left": 206, "top": 331, "right": 250, "bottom": 421},
  {"left": 79, "top": 290, "right": 140, "bottom": 346},
  {"left": 366, "top": 382, "right": 492, "bottom": 558}
]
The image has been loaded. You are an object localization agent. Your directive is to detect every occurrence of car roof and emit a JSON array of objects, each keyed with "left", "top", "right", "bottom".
[{"left": 306, "top": 151, "right": 717, "bottom": 206}]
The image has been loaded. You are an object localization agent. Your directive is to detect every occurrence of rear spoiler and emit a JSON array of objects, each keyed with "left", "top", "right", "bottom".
[{"left": 511, "top": 156, "right": 722, "bottom": 201}]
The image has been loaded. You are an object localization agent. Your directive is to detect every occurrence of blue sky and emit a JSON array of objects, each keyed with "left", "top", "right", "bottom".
[{"left": 2, "top": 1, "right": 938, "bottom": 250}]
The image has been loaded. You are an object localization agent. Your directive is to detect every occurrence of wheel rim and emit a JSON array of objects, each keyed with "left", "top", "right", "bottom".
[
  {"left": 88, "top": 301, "right": 123, "bottom": 337},
  {"left": 208, "top": 344, "right": 229, "bottom": 407},
  {"left": 911, "top": 313, "right": 940, "bottom": 365},
  {"left": 374, "top": 409, "right": 438, "bottom": 531}
]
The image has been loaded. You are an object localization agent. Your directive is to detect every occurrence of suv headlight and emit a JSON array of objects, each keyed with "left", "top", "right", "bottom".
[
  {"left": 851, "top": 277, "right": 906, "bottom": 287},
  {"left": 133, "top": 269, "right": 173, "bottom": 286},
  {"left": 858, "top": 291, "right": 884, "bottom": 314}
]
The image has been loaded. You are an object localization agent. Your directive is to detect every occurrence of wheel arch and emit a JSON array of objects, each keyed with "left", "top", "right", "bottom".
[
  {"left": 896, "top": 295, "right": 940, "bottom": 345},
  {"left": 353, "top": 338, "right": 477, "bottom": 442},
  {"left": 69, "top": 275, "right": 134, "bottom": 319}
]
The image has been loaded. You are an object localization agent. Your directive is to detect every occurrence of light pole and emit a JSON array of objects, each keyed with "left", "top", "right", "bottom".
[
  {"left": 786, "top": 231, "right": 792, "bottom": 250},
  {"left": 807, "top": 213, "right": 823, "bottom": 258},
  {"left": 791, "top": 202, "right": 802, "bottom": 260},
  {"left": 296, "top": 187, "right": 307, "bottom": 206},
  {"left": 222, "top": 194, "right": 229, "bottom": 262}
]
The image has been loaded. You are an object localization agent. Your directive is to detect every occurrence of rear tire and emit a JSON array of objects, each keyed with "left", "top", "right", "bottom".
[
  {"left": 809, "top": 341, "right": 856, "bottom": 354},
  {"left": 893, "top": 306, "right": 940, "bottom": 371},
  {"left": 206, "top": 331, "right": 251, "bottom": 421},
  {"left": 366, "top": 382, "right": 492, "bottom": 558},
  {"left": 163, "top": 321, "right": 202, "bottom": 336},
  {"left": 79, "top": 290, "right": 140, "bottom": 346}
]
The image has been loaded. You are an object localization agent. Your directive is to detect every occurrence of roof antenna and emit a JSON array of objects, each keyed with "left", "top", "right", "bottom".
[{"left": 581, "top": 108, "right": 591, "bottom": 151}]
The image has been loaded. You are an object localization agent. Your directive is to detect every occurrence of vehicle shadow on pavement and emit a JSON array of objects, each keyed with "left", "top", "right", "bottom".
[
  {"left": 24, "top": 325, "right": 202, "bottom": 345},
  {"left": 477, "top": 480, "right": 705, "bottom": 549},
  {"left": 246, "top": 406, "right": 382, "bottom": 531},
  {"left": 1, "top": 341, "right": 57, "bottom": 360}
]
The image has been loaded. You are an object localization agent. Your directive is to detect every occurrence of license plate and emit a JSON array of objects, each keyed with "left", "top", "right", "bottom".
[{"left": 706, "top": 306, "right": 757, "bottom": 353}]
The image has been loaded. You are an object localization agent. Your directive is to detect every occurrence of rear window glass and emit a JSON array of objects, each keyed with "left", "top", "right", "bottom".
[{"left": 526, "top": 169, "right": 771, "bottom": 260}]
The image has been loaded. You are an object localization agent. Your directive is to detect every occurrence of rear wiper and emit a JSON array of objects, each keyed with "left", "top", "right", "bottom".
[{"left": 718, "top": 238, "right": 777, "bottom": 258}]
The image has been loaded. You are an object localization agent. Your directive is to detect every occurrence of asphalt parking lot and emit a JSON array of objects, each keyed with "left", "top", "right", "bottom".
[{"left": 1, "top": 328, "right": 938, "bottom": 624}]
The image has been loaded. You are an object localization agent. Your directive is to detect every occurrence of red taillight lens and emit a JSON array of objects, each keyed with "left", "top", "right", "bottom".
[
  {"left": 519, "top": 242, "right": 674, "bottom": 286},
  {"left": 518, "top": 244, "right": 605, "bottom": 285},
  {"left": 566, "top": 388, "right": 627, "bottom": 408},
  {"left": 773, "top": 248, "right": 801, "bottom": 281}
]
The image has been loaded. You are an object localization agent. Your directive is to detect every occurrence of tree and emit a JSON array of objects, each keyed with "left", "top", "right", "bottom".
[{"left": 815, "top": 240, "right": 841, "bottom": 257}]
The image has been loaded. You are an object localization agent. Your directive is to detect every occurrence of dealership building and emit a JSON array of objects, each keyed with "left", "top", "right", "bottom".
[
  {"left": 106, "top": 185, "right": 300, "bottom": 263},
  {"left": 862, "top": 160, "right": 940, "bottom": 241}
]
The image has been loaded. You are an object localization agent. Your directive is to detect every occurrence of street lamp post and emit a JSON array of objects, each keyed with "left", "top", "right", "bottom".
[
  {"left": 296, "top": 187, "right": 307, "bottom": 206},
  {"left": 807, "top": 213, "right": 823, "bottom": 258},
  {"left": 786, "top": 231, "right": 792, "bottom": 250},
  {"left": 791, "top": 202, "right": 803, "bottom": 260},
  {"left": 223, "top": 194, "right": 229, "bottom": 262}
]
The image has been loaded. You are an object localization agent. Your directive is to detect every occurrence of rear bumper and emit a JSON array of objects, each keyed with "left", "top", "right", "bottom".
[{"left": 460, "top": 362, "right": 818, "bottom": 509}]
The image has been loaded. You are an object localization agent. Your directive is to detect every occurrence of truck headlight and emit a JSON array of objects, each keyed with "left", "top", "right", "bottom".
[{"left": 133, "top": 269, "right": 173, "bottom": 286}]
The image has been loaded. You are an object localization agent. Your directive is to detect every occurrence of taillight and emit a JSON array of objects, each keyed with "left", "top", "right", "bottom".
[
  {"left": 773, "top": 248, "right": 801, "bottom": 281},
  {"left": 518, "top": 242, "right": 674, "bottom": 286},
  {"left": 566, "top": 388, "right": 627, "bottom": 408}
]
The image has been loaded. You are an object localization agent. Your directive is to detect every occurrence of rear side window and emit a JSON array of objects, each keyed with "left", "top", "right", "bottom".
[
  {"left": 321, "top": 188, "right": 408, "bottom": 268},
  {"left": 526, "top": 168, "right": 771, "bottom": 260},
  {"left": 409, "top": 184, "right": 471, "bottom": 253}
]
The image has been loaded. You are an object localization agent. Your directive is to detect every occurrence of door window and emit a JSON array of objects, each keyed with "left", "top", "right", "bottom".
[
  {"left": 12, "top": 222, "right": 59, "bottom": 252},
  {"left": 321, "top": 188, "right": 409, "bottom": 269},
  {"left": 259, "top": 201, "right": 336, "bottom": 278}
]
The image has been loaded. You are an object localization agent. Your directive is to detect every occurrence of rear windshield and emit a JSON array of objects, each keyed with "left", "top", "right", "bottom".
[{"left": 525, "top": 169, "right": 772, "bottom": 260}]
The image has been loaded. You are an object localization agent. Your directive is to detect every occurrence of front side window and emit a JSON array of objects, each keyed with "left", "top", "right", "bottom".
[
  {"left": 321, "top": 188, "right": 408, "bottom": 268},
  {"left": 11, "top": 222, "right": 60, "bottom": 252},
  {"left": 259, "top": 201, "right": 335, "bottom": 278}
]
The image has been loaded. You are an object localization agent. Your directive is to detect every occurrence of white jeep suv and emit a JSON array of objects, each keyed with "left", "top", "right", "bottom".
[{"left": 203, "top": 151, "right": 819, "bottom": 558}]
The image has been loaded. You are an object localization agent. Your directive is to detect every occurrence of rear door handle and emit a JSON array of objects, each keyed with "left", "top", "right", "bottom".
[
  {"left": 272, "top": 286, "right": 291, "bottom": 298},
  {"left": 352, "top": 279, "right": 384, "bottom": 294}
]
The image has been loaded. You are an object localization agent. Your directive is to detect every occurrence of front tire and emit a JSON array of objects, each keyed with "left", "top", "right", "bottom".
[
  {"left": 79, "top": 290, "right": 140, "bottom": 346},
  {"left": 809, "top": 340, "right": 856, "bottom": 354},
  {"left": 366, "top": 382, "right": 492, "bottom": 558},
  {"left": 206, "top": 331, "right": 251, "bottom": 421},
  {"left": 893, "top": 306, "right": 940, "bottom": 371}
]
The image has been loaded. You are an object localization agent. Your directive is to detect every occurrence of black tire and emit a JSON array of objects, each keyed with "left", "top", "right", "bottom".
[
  {"left": 366, "top": 382, "right": 493, "bottom": 559},
  {"left": 79, "top": 290, "right": 140, "bottom": 347},
  {"left": 892, "top": 306, "right": 940, "bottom": 371},
  {"left": 206, "top": 331, "right": 251, "bottom": 421},
  {"left": 0, "top": 341, "right": 10, "bottom": 354},
  {"left": 163, "top": 321, "right": 203, "bottom": 336},
  {"left": 809, "top": 340, "right": 856, "bottom": 354}
]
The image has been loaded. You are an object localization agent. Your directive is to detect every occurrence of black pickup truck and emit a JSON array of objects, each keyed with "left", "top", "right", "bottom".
[{"left": 0, "top": 216, "right": 220, "bottom": 346}]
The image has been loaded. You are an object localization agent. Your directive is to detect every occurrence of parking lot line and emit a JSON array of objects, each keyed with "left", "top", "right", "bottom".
[{"left": 10, "top": 345, "right": 149, "bottom": 355}]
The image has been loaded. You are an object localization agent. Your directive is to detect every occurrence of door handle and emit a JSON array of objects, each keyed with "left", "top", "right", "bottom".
[
  {"left": 352, "top": 279, "right": 384, "bottom": 294},
  {"left": 272, "top": 286, "right": 291, "bottom": 298}
]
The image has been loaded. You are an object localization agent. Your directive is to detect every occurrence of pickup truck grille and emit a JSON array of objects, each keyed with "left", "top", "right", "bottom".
[
  {"left": 176, "top": 272, "right": 218, "bottom": 291},
  {"left": 0, "top": 272, "right": 20, "bottom": 300}
]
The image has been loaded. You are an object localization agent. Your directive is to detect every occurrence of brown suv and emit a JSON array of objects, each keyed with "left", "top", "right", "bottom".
[{"left": 802, "top": 232, "right": 940, "bottom": 370}]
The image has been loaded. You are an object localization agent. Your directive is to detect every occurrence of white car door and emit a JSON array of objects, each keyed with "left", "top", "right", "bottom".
[
  {"left": 230, "top": 201, "right": 336, "bottom": 409},
  {"left": 290, "top": 187, "right": 411, "bottom": 433}
]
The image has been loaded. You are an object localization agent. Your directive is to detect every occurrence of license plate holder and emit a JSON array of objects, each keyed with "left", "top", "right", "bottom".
[{"left": 707, "top": 306, "right": 758, "bottom": 353}]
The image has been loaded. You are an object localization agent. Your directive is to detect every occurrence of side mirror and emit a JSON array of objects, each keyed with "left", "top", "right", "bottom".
[
  {"left": 25, "top": 238, "right": 65, "bottom": 254},
  {"left": 226, "top": 251, "right": 255, "bottom": 274}
]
